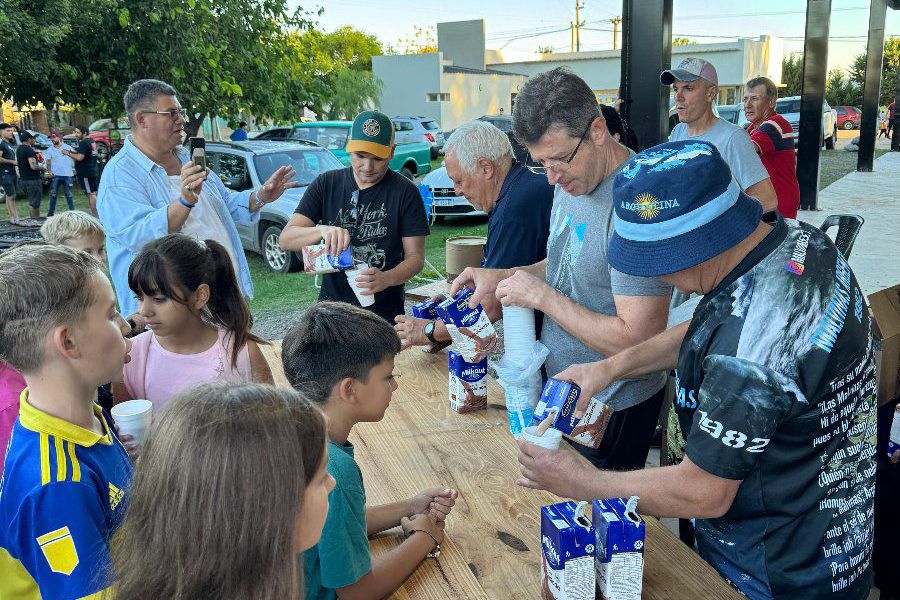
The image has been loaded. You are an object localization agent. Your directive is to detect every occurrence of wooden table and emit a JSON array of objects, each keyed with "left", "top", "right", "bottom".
[
  {"left": 405, "top": 280, "right": 449, "bottom": 302},
  {"left": 262, "top": 344, "right": 742, "bottom": 600}
]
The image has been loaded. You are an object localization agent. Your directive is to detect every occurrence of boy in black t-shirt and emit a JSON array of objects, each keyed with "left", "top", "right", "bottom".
[
  {"left": 15, "top": 131, "right": 45, "bottom": 218},
  {"left": 280, "top": 111, "right": 429, "bottom": 324},
  {"left": 518, "top": 141, "right": 876, "bottom": 600},
  {"left": 0, "top": 123, "right": 20, "bottom": 223}
]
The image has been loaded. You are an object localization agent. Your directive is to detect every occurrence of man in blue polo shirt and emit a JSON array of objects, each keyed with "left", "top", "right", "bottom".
[{"left": 394, "top": 120, "right": 553, "bottom": 349}]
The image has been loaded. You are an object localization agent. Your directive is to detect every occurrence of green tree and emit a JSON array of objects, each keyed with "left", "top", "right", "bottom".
[
  {"left": 826, "top": 69, "right": 861, "bottom": 107},
  {"left": 848, "top": 37, "right": 900, "bottom": 106},
  {"left": 537, "top": 45, "right": 555, "bottom": 54},
  {"left": 672, "top": 37, "right": 696, "bottom": 46},
  {"left": 782, "top": 52, "right": 803, "bottom": 97},
  {"left": 386, "top": 25, "right": 438, "bottom": 55}
]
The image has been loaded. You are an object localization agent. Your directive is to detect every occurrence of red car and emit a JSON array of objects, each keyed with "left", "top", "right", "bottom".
[{"left": 835, "top": 106, "right": 861, "bottom": 130}]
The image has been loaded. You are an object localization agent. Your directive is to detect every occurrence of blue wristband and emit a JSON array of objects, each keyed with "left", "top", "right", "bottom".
[{"left": 178, "top": 197, "right": 194, "bottom": 209}]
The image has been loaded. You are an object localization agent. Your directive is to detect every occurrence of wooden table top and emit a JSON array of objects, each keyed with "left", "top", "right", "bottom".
[
  {"left": 262, "top": 343, "right": 742, "bottom": 600},
  {"left": 405, "top": 280, "right": 449, "bottom": 302}
]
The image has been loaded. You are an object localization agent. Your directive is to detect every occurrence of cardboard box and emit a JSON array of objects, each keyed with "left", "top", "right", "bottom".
[
  {"left": 301, "top": 243, "right": 353, "bottom": 274},
  {"left": 869, "top": 284, "right": 900, "bottom": 406},
  {"left": 541, "top": 501, "right": 596, "bottom": 600},
  {"left": 593, "top": 497, "right": 645, "bottom": 600},
  {"left": 532, "top": 378, "right": 613, "bottom": 449}
]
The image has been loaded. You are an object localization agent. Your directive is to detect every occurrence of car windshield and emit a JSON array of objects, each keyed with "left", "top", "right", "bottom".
[
  {"left": 776, "top": 99, "right": 801, "bottom": 114},
  {"left": 292, "top": 126, "right": 349, "bottom": 151},
  {"left": 253, "top": 148, "right": 343, "bottom": 186},
  {"left": 716, "top": 107, "right": 740, "bottom": 124},
  {"left": 422, "top": 120, "right": 440, "bottom": 131}
]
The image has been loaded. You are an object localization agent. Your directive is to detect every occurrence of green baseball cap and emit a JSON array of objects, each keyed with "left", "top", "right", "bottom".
[{"left": 346, "top": 111, "right": 395, "bottom": 159}]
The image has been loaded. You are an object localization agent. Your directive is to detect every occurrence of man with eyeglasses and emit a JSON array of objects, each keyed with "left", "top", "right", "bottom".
[
  {"left": 97, "top": 79, "right": 299, "bottom": 317},
  {"left": 451, "top": 67, "right": 672, "bottom": 471}
]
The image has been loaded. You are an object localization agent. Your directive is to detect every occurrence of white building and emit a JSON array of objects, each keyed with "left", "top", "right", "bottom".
[{"left": 373, "top": 20, "right": 786, "bottom": 131}]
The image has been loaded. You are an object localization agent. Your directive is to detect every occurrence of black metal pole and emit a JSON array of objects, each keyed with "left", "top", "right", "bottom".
[
  {"left": 797, "top": 0, "right": 832, "bottom": 210},
  {"left": 892, "top": 68, "right": 900, "bottom": 152},
  {"left": 858, "top": 0, "right": 887, "bottom": 171},
  {"left": 620, "top": 0, "right": 673, "bottom": 150}
]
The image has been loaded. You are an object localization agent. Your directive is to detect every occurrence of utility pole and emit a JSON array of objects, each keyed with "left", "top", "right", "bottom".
[
  {"left": 575, "top": 1, "right": 585, "bottom": 52},
  {"left": 610, "top": 16, "right": 622, "bottom": 50},
  {"left": 570, "top": 22, "right": 575, "bottom": 52}
]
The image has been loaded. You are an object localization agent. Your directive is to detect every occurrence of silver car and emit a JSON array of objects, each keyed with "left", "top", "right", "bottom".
[
  {"left": 205, "top": 140, "right": 344, "bottom": 273},
  {"left": 392, "top": 116, "right": 445, "bottom": 158}
]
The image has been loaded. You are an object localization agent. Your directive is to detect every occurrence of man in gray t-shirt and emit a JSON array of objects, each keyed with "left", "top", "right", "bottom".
[
  {"left": 663, "top": 57, "right": 777, "bottom": 213},
  {"left": 451, "top": 68, "right": 672, "bottom": 471}
]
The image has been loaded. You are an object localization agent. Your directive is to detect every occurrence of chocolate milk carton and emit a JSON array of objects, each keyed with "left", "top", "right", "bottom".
[
  {"left": 532, "top": 378, "right": 614, "bottom": 449},
  {"left": 301, "top": 243, "right": 353, "bottom": 274},
  {"left": 448, "top": 350, "right": 487, "bottom": 413},
  {"left": 436, "top": 288, "right": 497, "bottom": 362},
  {"left": 592, "top": 496, "right": 645, "bottom": 600},
  {"left": 412, "top": 296, "right": 443, "bottom": 319},
  {"left": 541, "top": 500, "right": 596, "bottom": 600}
]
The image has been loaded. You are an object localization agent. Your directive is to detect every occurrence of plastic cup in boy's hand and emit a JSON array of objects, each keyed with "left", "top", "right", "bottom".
[{"left": 112, "top": 399, "right": 153, "bottom": 447}]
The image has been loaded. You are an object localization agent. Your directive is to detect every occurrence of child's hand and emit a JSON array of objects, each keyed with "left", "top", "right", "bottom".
[
  {"left": 401, "top": 513, "right": 445, "bottom": 548},
  {"left": 409, "top": 488, "right": 458, "bottom": 522},
  {"left": 114, "top": 424, "right": 141, "bottom": 461}
]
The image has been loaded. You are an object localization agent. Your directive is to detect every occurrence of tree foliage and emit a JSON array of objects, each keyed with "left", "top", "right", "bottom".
[
  {"left": 782, "top": 52, "right": 803, "bottom": 97},
  {"left": 0, "top": 0, "right": 383, "bottom": 131},
  {"left": 672, "top": 37, "right": 696, "bottom": 47},
  {"left": 385, "top": 26, "right": 438, "bottom": 55}
]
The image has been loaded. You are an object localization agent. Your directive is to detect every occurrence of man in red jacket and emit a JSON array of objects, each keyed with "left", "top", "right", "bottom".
[{"left": 743, "top": 77, "right": 800, "bottom": 218}]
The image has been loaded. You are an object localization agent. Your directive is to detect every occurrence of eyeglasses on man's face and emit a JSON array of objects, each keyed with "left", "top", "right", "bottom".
[
  {"left": 142, "top": 107, "right": 189, "bottom": 121},
  {"left": 525, "top": 119, "right": 594, "bottom": 175}
]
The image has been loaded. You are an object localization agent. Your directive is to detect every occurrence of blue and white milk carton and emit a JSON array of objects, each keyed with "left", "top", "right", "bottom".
[
  {"left": 301, "top": 243, "right": 353, "bottom": 274},
  {"left": 592, "top": 496, "right": 645, "bottom": 600},
  {"left": 540, "top": 501, "right": 595, "bottom": 600},
  {"left": 436, "top": 287, "right": 497, "bottom": 362},
  {"left": 532, "top": 378, "right": 613, "bottom": 449},
  {"left": 448, "top": 350, "right": 487, "bottom": 413},
  {"left": 412, "top": 296, "right": 443, "bottom": 319},
  {"left": 888, "top": 405, "right": 900, "bottom": 459}
]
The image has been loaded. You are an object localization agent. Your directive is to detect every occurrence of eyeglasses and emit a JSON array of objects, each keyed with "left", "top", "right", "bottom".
[
  {"left": 525, "top": 119, "right": 593, "bottom": 175},
  {"left": 142, "top": 108, "right": 189, "bottom": 121}
]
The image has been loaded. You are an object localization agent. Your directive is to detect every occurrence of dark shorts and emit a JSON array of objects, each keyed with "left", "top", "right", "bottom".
[
  {"left": 77, "top": 175, "right": 99, "bottom": 194},
  {"left": 0, "top": 173, "right": 15, "bottom": 197},
  {"left": 20, "top": 179, "right": 43, "bottom": 209}
]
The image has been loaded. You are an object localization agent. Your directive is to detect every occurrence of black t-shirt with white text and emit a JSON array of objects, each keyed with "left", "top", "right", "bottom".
[
  {"left": 75, "top": 138, "right": 99, "bottom": 176},
  {"left": 295, "top": 167, "right": 429, "bottom": 323},
  {"left": 675, "top": 216, "right": 876, "bottom": 600}
]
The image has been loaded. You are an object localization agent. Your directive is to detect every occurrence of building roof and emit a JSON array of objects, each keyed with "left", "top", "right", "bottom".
[{"left": 442, "top": 65, "right": 524, "bottom": 77}]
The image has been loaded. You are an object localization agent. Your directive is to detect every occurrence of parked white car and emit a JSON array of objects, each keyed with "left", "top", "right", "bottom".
[
  {"left": 775, "top": 96, "right": 837, "bottom": 149},
  {"left": 421, "top": 166, "right": 486, "bottom": 219}
]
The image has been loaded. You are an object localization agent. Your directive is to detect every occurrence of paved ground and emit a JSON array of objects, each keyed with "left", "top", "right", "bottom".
[{"left": 798, "top": 150, "right": 900, "bottom": 296}]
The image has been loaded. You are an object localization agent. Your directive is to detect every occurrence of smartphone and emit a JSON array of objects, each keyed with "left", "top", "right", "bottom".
[{"left": 189, "top": 137, "right": 206, "bottom": 171}]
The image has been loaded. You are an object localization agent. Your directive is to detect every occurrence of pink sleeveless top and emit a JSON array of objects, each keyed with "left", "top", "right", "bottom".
[{"left": 123, "top": 329, "right": 251, "bottom": 411}]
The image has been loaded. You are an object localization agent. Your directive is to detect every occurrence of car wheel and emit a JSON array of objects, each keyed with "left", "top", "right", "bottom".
[
  {"left": 400, "top": 166, "right": 415, "bottom": 181},
  {"left": 262, "top": 225, "right": 302, "bottom": 273},
  {"left": 843, "top": 120, "right": 855, "bottom": 130},
  {"left": 825, "top": 128, "right": 836, "bottom": 150}
]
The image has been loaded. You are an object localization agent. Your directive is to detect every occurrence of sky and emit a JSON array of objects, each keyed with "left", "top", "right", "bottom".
[{"left": 305, "top": 0, "right": 900, "bottom": 72}]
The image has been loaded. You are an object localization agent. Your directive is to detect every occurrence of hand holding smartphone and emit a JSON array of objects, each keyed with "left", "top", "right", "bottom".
[{"left": 189, "top": 137, "right": 207, "bottom": 171}]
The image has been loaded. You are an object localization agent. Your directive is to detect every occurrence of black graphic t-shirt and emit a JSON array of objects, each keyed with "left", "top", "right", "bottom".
[
  {"left": 75, "top": 138, "right": 99, "bottom": 176},
  {"left": 16, "top": 145, "right": 40, "bottom": 180},
  {"left": 0, "top": 140, "right": 16, "bottom": 175},
  {"left": 296, "top": 167, "right": 429, "bottom": 323},
  {"left": 675, "top": 216, "right": 876, "bottom": 600}
]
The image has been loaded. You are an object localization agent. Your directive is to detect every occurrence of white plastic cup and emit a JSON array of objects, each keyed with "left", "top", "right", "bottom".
[
  {"left": 502, "top": 306, "right": 536, "bottom": 362},
  {"left": 111, "top": 399, "right": 153, "bottom": 445},
  {"left": 521, "top": 425, "right": 562, "bottom": 450},
  {"left": 346, "top": 265, "right": 375, "bottom": 307}
]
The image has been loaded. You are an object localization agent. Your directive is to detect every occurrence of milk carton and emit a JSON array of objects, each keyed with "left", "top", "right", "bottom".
[
  {"left": 301, "top": 243, "right": 353, "bottom": 274},
  {"left": 592, "top": 497, "right": 645, "bottom": 600},
  {"left": 532, "top": 378, "right": 613, "bottom": 448},
  {"left": 436, "top": 287, "right": 497, "bottom": 362},
  {"left": 889, "top": 405, "right": 900, "bottom": 458},
  {"left": 448, "top": 350, "right": 487, "bottom": 413},
  {"left": 412, "top": 296, "right": 443, "bottom": 319},
  {"left": 540, "top": 500, "right": 596, "bottom": 600}
]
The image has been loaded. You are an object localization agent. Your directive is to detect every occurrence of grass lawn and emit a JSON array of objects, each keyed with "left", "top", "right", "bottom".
[{"left": 9, "top": 147, "right": 879, "bottom": 314}]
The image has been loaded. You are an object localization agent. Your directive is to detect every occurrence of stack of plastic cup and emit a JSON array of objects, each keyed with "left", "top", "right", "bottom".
[
  {"left": 111, "top": 399, "right": 153, "bottom": 445},
  {"left": 502, "top": 306, "right": 542, "bottom": 436},
  {"left": 346, "top": 264, "right": 375, "bottom": 307}
]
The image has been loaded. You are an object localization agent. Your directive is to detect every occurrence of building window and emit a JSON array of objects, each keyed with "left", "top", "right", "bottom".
[{"left": 426, "top": 93, "right": 450, "bottom": 102}]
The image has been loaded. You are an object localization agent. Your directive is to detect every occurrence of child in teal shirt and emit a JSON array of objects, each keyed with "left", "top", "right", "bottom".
[{"left": 283, "top": 302, "right": 459, "bottom": 600}]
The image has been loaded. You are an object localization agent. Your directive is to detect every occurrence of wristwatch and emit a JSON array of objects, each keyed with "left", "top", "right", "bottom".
[{"left": 424, "top": 320, "right": 440, "bottom": 345}]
